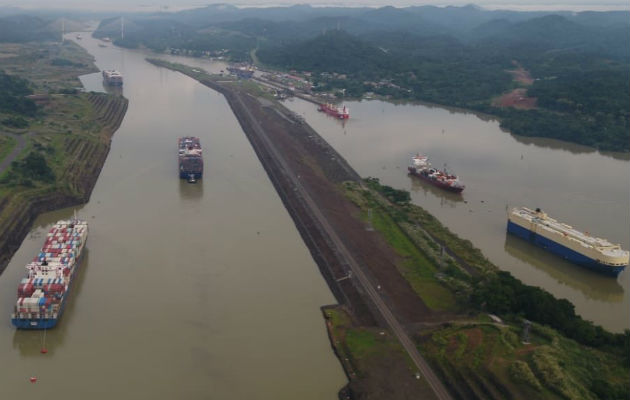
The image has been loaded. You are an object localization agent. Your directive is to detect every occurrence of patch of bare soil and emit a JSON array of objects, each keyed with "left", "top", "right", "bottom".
[
  {"left": 494, "top": 88, "right": 537, "bottom": 110},
  {"left": 508, "top": 61, "right": 534, "bottom": 85}
]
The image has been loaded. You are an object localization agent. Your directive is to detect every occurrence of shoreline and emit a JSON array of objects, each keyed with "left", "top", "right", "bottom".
[
  {"left": 148, "top": 59, "right": 456, "bottom": 399},
  {"left": 0, "top": 93, "right": 128, "bottom": 273}
]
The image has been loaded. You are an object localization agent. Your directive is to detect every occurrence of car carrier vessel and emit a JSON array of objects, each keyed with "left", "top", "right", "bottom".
[{"left": 507, "top": 207, "right": 628, "bottom": 276}]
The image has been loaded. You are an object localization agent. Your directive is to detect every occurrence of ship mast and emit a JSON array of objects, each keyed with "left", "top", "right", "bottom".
[{"left": 121, "top": 16, "right": 124, "bottom": 40}]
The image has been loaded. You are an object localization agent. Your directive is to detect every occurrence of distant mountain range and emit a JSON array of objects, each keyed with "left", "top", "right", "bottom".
[{"left": 5, "top": 4, "right": 626, "bottom": 152}]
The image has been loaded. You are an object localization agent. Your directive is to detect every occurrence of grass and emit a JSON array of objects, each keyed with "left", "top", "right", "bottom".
[
  {"left": 343, "top": 181, "right": 458, "bottom": 311},
  {"left": 0, "top": 42, "right": 128, "bottom": 270},
  {"left": 342, "top": 179, "right": 629, "bottom": 399},
  {"left": 419, "top": 320, "right": 629, "bottom": 400}
]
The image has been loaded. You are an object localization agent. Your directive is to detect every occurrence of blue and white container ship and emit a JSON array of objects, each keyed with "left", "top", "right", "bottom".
[
  {"left": 507, "top": 207, "right": 628, "bottom": 277},
  {"left": 11, "top": 218, "right": 88, "bottom": 329}
]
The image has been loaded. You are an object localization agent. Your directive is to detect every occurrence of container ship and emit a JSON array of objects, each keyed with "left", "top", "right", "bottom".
[
  {"left": 507, "top": 207, "right": 628, "bottom": 276},
  {"left": 408, "top": 153, "right": 465, "bottom": 193},
  {"left": 178, "top": 136, "right": 203, "bottom": 183},
  {"left": 11, "top": 218, "right": 88, "bottom": 329},
  {"left": 102, "top": 70, "right": 123, "bottom": 86},
  {"left": 318, "top": 103, "right": 349, "bottom": 119}
]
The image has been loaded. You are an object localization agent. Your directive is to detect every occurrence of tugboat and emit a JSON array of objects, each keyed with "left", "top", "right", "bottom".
[{"left": 408, "top": 153, "right": 465, "bottom": 193}]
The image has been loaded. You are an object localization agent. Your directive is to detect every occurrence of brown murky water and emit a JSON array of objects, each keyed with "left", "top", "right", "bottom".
[
  {"left": 0, "top": 35, "right": 346, "bottom": 398},
  {"left": 283, "top": 98, "right": 630, "bottom": 332}
]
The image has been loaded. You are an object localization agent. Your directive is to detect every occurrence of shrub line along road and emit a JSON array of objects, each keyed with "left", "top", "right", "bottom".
[
  {"left": 0, "top": 132, "right": 31, "bottom": 175},
  {"left": 232, "top": 91, "right": 453, "bottom": 400}
]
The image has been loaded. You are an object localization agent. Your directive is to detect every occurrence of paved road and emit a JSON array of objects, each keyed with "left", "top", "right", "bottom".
[
  {"left": 0, "top": 132, "right": 30, "bottom": 175},
  {"left": 234, "top": 92, "right": 453, "bottom": 400}
]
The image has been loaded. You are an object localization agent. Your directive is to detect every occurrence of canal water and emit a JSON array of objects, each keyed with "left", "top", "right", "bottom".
[
  {"left": 282, "top": 97, "right": 630, "bottom": 332},
  {"left": 0, "top": 35, "right": 346, "bottom": 398}
]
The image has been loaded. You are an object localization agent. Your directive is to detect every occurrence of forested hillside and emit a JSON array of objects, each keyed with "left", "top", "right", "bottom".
[{"left": 93, "top": 4, "right": 630, "bottom": 151}]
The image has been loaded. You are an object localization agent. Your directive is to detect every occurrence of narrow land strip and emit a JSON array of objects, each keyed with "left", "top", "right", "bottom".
[{"left": 149, "top": 59, "right": 452, "bottom": 399}]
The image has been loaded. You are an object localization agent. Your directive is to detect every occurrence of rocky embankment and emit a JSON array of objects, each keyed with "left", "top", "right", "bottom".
[{"left": 0, "top": 93, "right": 128, "bottom": 272}]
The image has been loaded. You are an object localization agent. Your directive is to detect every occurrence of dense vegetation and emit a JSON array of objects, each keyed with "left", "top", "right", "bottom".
[
  {"left": 472, "top": 270, "right": 630, "bottom": 358},
  {"left": 94, "top": 4, "right": 629, "bottom": 152},
  {"left": 343, "top": 178, "right": 629, "bottom": 398},
  {"left": 0, "top": 70, "right": 36, "bottom": 116},
  {"left": 2, "top": 151, "right": 55, "bottom": 186},
  {"left": 258, "top": 22, "right": 629, "bottom": 151},
  {"left": 365, "top": 178, "right": 629, "bottom": 364}
]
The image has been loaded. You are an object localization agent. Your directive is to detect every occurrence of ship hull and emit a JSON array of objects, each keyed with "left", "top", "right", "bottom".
[
  {"left": 318, "top": 105, "right": 349, "bottom": 119},
  {"left": 11, "top": 241, "right": 87, "bottom": 330},
  {"left": 408, "top": 167, "right": 464, "bottom": 193},
  {"left": 178, "top": 137, "right": 203, "bottom": 181},
  {"left": 103, "top": 79, "right": 123, "bottom": 86},
  {"left": 507, "top": 220, "right": 625, "bottom": 277},
  {"left": 179, "top": 171, "right": 203, "bottom": 179}
]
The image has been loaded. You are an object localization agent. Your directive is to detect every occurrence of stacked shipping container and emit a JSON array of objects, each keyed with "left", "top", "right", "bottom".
[{"left": 11, "top": 219, "right": 88, "bottom": 329}]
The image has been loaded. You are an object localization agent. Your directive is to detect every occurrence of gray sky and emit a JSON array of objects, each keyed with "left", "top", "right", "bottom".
[{"left": 0, "top": 0, "right": 628, "bottom": 12}]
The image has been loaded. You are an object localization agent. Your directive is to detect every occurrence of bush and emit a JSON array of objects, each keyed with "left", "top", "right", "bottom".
[
  {"left": 2, "top": 115, "right": 28, "bottom": 128},
  {"left": 508, "top": 360, "right": 542, "bottom": 391},
  {"left": 13, "top": 151, "right": 55, "bottom": 183}
]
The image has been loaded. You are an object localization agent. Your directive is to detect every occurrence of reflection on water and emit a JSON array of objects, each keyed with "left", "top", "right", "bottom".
[
  {"left": 78, "top": 71, "right": 105, "bottom": 93},
  {"left": 503, "top": 235, "right": 624, "bottom": 302},
  {"left": 408, "top": 175, "right": 465, "bottom": 205},
  {"left": 511, "top": 134, "right": 630, "bottom": 161},
  {"left": 281, "top": 94, "right": 630, "bottom": 331},
  {"left": 0, "top": 33, "right": 346, "bottom": 400},
  {"left": 104, "top": 84, "right": 123, "bottom": 97},
  {"left": 178, "top": 179, "right": 203, "bottom": 201},
  {"left": 12, "top": 250, "right": 90, "bottom": 357}
]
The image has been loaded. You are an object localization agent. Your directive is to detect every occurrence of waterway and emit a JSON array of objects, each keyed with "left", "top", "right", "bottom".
[
  {"left": 282, "top": 97, "right": 630, "bottom": 332},
  {"left": 0, "top": 35, "right": 346, "bottom": 398}
]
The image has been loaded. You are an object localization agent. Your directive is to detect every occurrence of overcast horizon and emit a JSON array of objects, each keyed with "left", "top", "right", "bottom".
[{"left": 0, "top": 0, "right": 628, "bottom": 12}]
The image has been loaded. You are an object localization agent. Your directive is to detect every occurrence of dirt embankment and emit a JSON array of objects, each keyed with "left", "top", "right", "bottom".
[
  {"left": 184, "top": 74, "right": 447, "bottom": 398},
  {"left": 0, "top": 94, "right": 128, "bottom": 272}
]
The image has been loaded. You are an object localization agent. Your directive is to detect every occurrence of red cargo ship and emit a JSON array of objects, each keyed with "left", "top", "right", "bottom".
[
  {"left": 408, "top": 153, "right": 465, "bottom": 193},
  {"left": 318, "top": 103, "right": 349, "bottom": 119}
]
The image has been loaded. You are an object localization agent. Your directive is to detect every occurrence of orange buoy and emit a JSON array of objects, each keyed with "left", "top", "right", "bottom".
[{"left": 29, "top": 377, "right": 37, "bottom": 383}]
